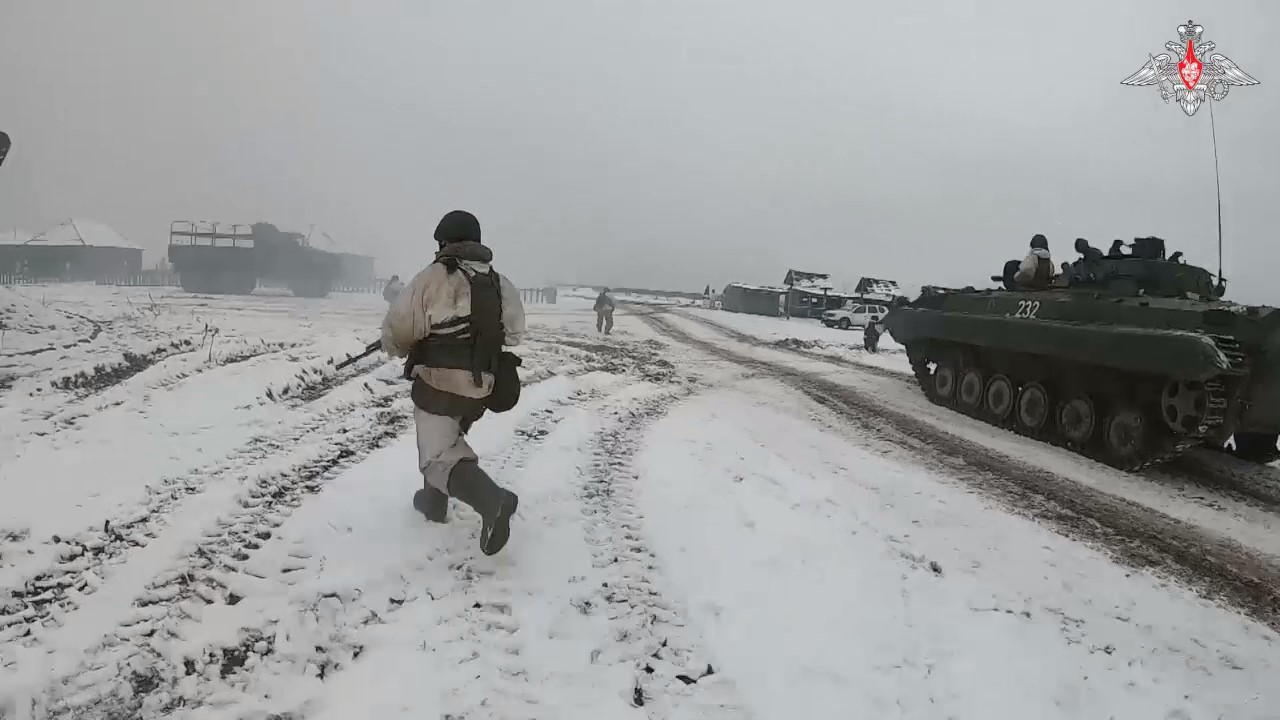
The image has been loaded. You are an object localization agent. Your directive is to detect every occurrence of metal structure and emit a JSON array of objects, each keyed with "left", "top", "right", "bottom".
[
  {"left": 167, "top": 221, "right": 343, "bottom": 297},
  {"left": 884, "top": 237, "right": 1280, "bottom": 470}
]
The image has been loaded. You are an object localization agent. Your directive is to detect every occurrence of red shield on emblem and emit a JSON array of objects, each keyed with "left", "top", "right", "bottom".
[{"left": 1178, "top": 40, "right": 1202, "bottom": 90}]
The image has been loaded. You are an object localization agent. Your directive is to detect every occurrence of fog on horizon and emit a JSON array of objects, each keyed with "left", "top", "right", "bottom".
[{"left": 0, "top": 1, "right": 1276, "bottom": 303}]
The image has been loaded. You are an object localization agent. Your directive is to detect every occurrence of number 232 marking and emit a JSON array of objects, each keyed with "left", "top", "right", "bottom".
[{"left": 1013, "top": 300, "right": 1041, "bottom": 319}]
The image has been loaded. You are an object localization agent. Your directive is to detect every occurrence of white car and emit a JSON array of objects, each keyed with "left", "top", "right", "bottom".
[{"left": 821, "top": 302, "right": 889, "bottom": 330}]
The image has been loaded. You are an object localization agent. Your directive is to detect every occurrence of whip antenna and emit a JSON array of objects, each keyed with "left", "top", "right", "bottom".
[{"left": 1209, "top": 95, "right": 1225, "bottom": 289}]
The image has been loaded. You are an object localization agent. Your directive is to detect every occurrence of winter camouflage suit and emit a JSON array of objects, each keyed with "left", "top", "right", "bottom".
[
  {"left": 381, "top": 210, "right": 526, "bottom": 556},
  {"left": 593, "top": 289, "right": 615, "bottom": 334}
]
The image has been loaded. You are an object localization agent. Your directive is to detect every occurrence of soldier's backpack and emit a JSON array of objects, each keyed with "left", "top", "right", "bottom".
[{"left": 444, "top": 257, "right": 522, "bottom": 414}]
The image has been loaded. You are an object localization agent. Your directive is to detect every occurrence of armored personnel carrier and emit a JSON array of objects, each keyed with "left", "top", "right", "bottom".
[
  {"left": 883, "top": 237, "right": 1280, "bottom": 470},
  {"left": 167, "top": 221, "right": 342, "bottom": 298}
]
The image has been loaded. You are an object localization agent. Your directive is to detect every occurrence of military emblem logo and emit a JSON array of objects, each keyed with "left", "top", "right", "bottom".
[{"left": 1121, "top": 21, "right": 1258, "bottom": 116}]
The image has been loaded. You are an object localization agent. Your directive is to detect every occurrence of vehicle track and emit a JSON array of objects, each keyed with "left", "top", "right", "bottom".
[
  {"left": 667, "top": 309, "right": 910, "bottom": 383},
  {"left": 1157, "top": 451, "right": 1280, "bottom": 509},
  {"left": 36, "top": 385, "right": 600, "bottom": 720},
  {"left": 0, "top": 375, "right": 400, "bottom": 646},
  {"left": 641, "top": 313, "right": 1280, "bottom": 633},
  {"left": 429, "top": 388, "right": 604, "bottom": 719},
  {"left": 579, "top": 389, "right": 750, "bottom": 718},
  {"left": 25, "top": 396, "right": 415, "bottom": 720},
  {"left": 1, "top": 336, "right": 671, "bottom": 642},
  {"left": 50, "top": 339, "right": 198, "bottom": 398}
]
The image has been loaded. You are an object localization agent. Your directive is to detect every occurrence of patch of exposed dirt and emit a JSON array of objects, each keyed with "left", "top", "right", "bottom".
[{"left": 49, "top": 339, "right": 196, "bottom": 397}]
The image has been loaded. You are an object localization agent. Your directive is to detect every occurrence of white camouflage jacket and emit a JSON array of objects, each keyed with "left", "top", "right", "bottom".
[{"left": 381, "top": 245, "right": 525, "bottom": 398}]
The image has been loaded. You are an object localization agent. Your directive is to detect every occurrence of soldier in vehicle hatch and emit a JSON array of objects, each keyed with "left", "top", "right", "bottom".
[
  {"left": 1107, "top": 239, "right": 1127, "bottom": 257},
  {"left": 381, "top": 210, "right": 526, "bottom": 556},
  {"left": 1069, "top": 238, "right": 1105, "bottom": 282},
  {"left": 1013, "top": 234, "right": 1054, "bottom": 289},
  {"left": 1074, "top": 238, "right": 1104, "bottom": 263}
]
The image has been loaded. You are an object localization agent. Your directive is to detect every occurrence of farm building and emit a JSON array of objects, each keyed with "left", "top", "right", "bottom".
[
  {"left": 853, "top": 277, "right": 903, "bottom": 301},
  {"left": 0, "top": 220, "right": 142, "bottom": 282},
  {"left": 720, "top": 282, "right": 787, "bottom": 316},
  {"left": 782, "top": 269, "right": 853, "bottom": 319}
]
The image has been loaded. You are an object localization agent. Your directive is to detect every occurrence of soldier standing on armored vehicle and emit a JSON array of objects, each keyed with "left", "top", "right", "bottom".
[{"left": 1013, "top": 234, "right": 1054, "bottom": 289}]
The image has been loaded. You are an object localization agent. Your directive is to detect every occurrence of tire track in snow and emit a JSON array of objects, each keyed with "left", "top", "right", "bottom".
[
  {"left": 31, "top": 384, "right": 598, "bottom": 720},
  {"left": 0, "top": 338, "right": 670, "bottom": 652},
  {"left": 20, "top": 396, "right": 414, "bottom": 720},
  {"left": 665, "top": 308, "right": 910, "bottom": 383},
  {"left": 421, "top": 387, "right": 604, "bottom": 719},
  {"left": 145, "top": 340, "right": 300, "bottom": 392},
  {"left": 0, "top": 374, "right": 400, "bottom": 648},
  {"left": 579, "top": 387, "right": 751, "bottom": 719},
  {"left": 642, "top": 313, "right": 1280, "bottom": 633}
]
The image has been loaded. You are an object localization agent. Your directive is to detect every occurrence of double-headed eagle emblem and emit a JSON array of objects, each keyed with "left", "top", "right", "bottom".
[{"left": 1121, "top": 21, "right": 1258, "bottom": 116}]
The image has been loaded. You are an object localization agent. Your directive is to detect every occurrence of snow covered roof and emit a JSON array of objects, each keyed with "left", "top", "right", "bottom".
[
  {"left": 783, "top": 269, "right": 834, "bottom": 291},
  {"left": 724, "top": 282, "right": 787, "bottom": 294},
  {"left": 854, "top": 277, "right": 902, "bottom": 296},
  {"left": 14, "top": 219, "right": 142, "bottom": 250}
]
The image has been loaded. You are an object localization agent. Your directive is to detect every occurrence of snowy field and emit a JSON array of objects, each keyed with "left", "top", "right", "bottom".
[
  {"left": 1, "top": 284, "right": 1278, "bottom": 719},
  {"left": 676, "top": 306, "right": 910, "bottom": 375}
]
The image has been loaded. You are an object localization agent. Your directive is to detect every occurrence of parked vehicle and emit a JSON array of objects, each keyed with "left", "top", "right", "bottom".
[
  {"left": 167, "top": 221, "right": 343, "bottom": 298},
  {"left": 822, "top": 301, "right": 889, "bottom": 330}
]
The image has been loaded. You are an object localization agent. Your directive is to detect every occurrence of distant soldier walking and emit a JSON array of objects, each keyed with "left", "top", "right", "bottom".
[
  {"left": 863, "top": 319, "right": 882, "bottom": 353},
  {"left": 594, "top": 288, "right": 615, "bottom": 334},
  {"left": 382, "top": 274, "right": 405, "bottom": 304}
]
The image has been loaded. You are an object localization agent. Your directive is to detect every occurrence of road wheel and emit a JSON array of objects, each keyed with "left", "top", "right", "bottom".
[
  {"left": 1102, "top": 404, "right": 1151, "bottom": 470},
  {"left": 930, "top": 362, "right": 957, "bottom": 403},
  {"left": 957, "top": 368, "right": 985, "bottom": 411},
  {"left": 984, "top": 374, "right": 1015, "bottom": 421},
  {"left": 838, "top": 318, "right": 851, "bottom": 330},
  {"left": 1015, "top": 381, "right": 1050, "bottom": 432},
  {"left": 1057, "top": 393, "right": 1097, "bottom": 447}
]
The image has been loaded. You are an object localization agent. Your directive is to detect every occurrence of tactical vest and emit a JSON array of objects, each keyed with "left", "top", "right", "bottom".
[{"left": 410, "top": 257, "right": 505, "bottom": 386}]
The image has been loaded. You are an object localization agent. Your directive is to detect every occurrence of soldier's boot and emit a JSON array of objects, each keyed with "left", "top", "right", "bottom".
[
  {"left": 447, "top": 459, "right": 519, "bottom": 556},
  {"left": 412, "top": 483, "right": 449, "bottom": 523}
]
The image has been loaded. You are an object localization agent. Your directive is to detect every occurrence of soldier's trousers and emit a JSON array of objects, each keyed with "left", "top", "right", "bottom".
[
  {"left": 415, "top": 408, "right": 479, "bottom": 494},
  {"left": 596, "top": 308, "right": 614, "bottom": 334}
]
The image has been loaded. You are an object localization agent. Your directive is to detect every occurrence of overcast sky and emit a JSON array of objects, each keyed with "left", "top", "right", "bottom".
[{"left": 1, "top": 1, "right": 1276, "bottom": 301}]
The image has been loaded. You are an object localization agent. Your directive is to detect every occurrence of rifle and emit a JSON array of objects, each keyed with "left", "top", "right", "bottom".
[{"left": 333, "top": 340, "right": 382, "bottom": 371}]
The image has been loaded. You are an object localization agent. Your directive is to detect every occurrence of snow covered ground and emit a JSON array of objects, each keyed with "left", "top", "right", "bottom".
[
  {"left": 676, "top": 306, "right": 909, "bottom": 375},
  {"left": 2, "top": 285, "right": 1278, "bottom": 719}
]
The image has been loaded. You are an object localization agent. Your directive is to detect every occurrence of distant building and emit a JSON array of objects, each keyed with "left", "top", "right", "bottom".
[
  {"left": 782, "top": 268, "right": 852, "bottom": 319},
  {"left": 853, "top": 277, "right": 902, "bottom": 301},
  {"left": 0, "top": 219, "right": 142, "bottom": 281},
  {"left": 720, "top": 282, "right": 787, "bottom": 316}
]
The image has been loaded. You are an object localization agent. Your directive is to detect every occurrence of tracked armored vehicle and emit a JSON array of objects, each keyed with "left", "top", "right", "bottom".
[
  {"left": 167, "top": 221, "right": 341, "bottom": 298},
  {"left": 883, "top": 237, "right": 1280, "bottom": 471}
]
